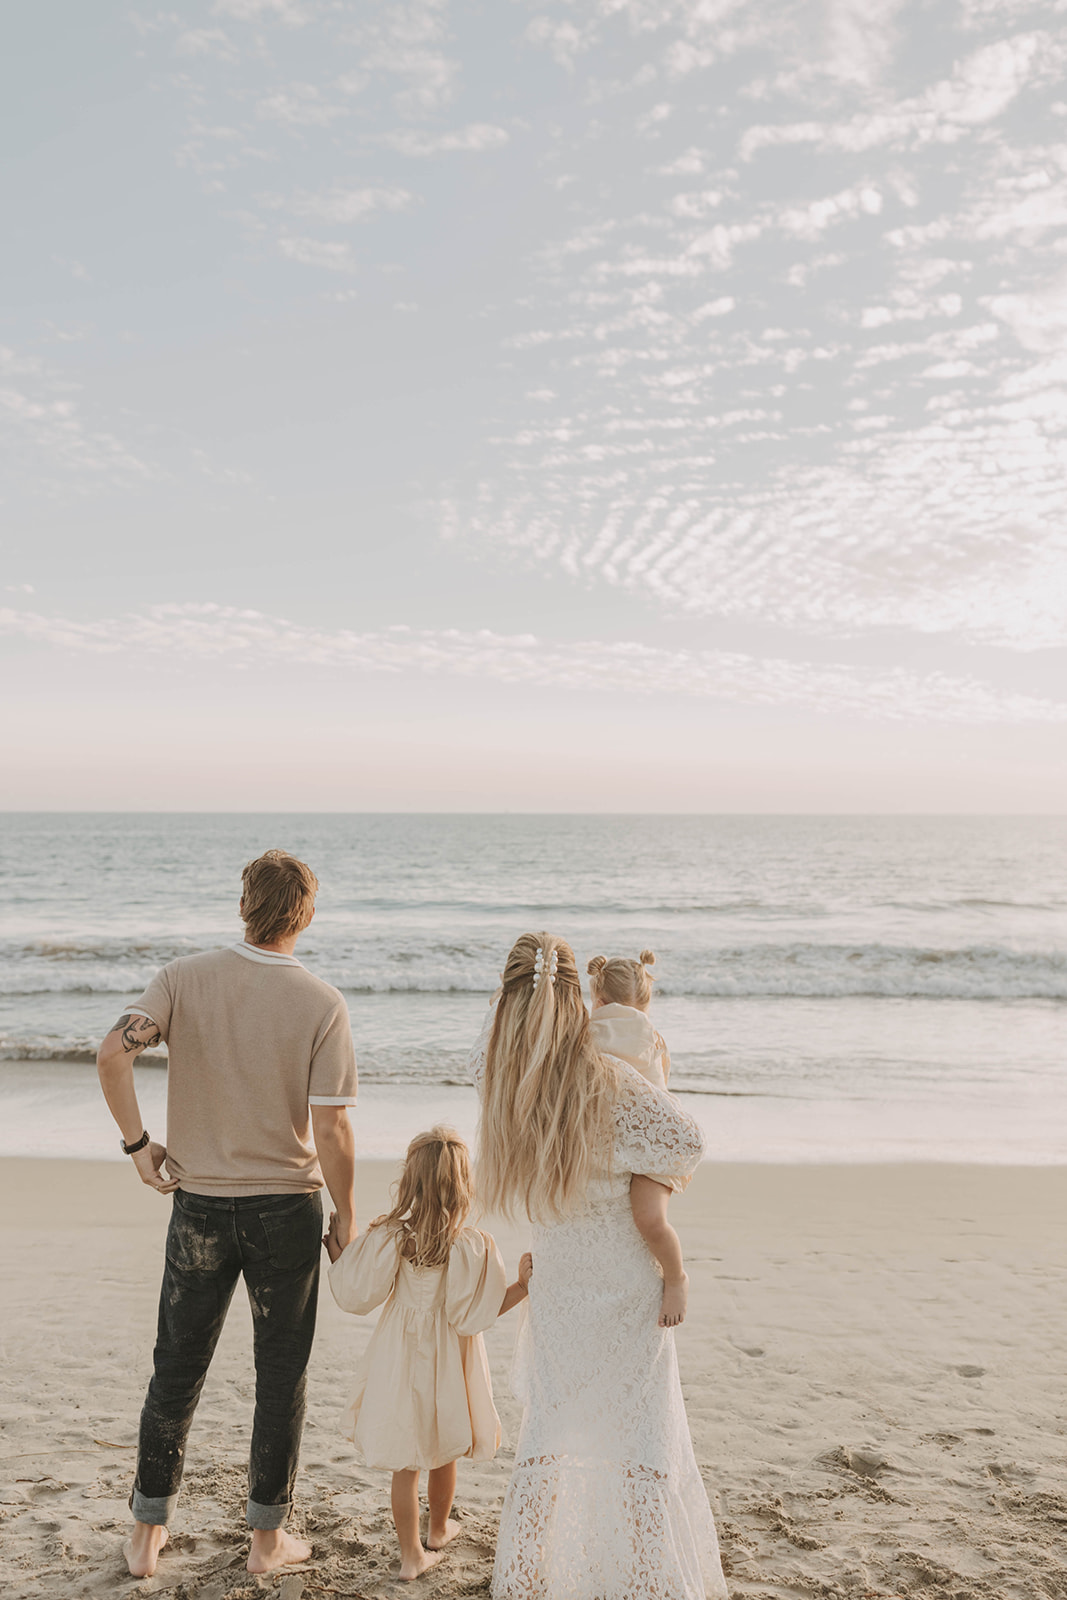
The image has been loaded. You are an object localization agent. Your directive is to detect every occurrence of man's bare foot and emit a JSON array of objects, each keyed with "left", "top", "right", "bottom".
[
  {"left": 399, "top": 1546, "right": 444, "bottom": 1581},
  {"left": 427, "top": 1516, "right": 461, "bottom": 1551},
  {"left": 659, "top": 1273, "right": 689, "bottom": 1328},
  {"left": 123, "top": 1523, "right": 168, "bottom": 1578},
  {"left": 246, "top": 1527, "right": 313, "bottom": 1574}
]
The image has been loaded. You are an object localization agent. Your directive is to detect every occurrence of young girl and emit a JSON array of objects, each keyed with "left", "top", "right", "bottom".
[
  {"left": 324, "top": 1127, "right": 531, "bottom": 1582},
  {"left": 587, "top": 949, "right": 689, "bottom": 1330}
]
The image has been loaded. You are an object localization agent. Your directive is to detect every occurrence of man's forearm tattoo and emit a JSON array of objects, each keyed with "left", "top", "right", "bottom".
[{"left": 108, "top": 1013, "right": 162, "bottom": 1054}]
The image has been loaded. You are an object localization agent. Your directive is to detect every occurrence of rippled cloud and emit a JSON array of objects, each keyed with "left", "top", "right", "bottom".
[
  {"left": 425, "top": 0, "right": 1067, "bottom": 653},
  {"left": 20, "top": 0, "right": 1067, "bottom": 717}
]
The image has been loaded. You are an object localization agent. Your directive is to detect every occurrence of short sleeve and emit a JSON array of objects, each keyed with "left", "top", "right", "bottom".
[
  {"left": 655, "top": 1032, "right": 672, "bottom": 1088},
  {"left": 444, "top": 1229, "right": 508, "bottom": 1337},
  {"left": 328, "top": 1224, "right": 399, "bottom": 1315},
  {"left": 126, "top": 964, "right": 175, "bottom": 1042},
  {"left": 468, "top": 995, "right": 500, "bottom": 1094},
  {"left": 308, "top": 994, "right": 358, "bottom": 1106},
  {"left": 611, "top": 1063, "right": 704, "bottom": 1195}
]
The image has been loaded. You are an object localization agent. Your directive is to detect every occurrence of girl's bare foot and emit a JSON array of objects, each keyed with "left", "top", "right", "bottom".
[
  {"left": 399, "top": 1546, "right": 444, "bottom": 1580},
  {"left": 123, "top": 1523, "right": 168, "bottom": 1577},
  {"left": 246, "top": 1528, "right": 313, "bottom": 1573},
  {"left": 427, "top": 1516, "right": 461, "bottom": 1550},
  {"left": 659, "top": 1273, "right": 689, "bottom": 1328}
]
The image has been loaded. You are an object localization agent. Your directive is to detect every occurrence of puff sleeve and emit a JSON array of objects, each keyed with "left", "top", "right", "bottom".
[
  {"left": 611, "top": 1062, "right": 704, "bottom": 1195},
  {"left": 328, "top": 1225, "right": 400, "bottom": 1315},
  {"left": 468, "top": 995, "right": 500, "bottom": 1094},
  {"left": 444, "top": 1229, "right": 508, "bottom": 1337}
]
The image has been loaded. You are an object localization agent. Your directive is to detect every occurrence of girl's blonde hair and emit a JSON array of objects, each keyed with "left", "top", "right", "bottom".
[
  {"left": 478, "top": 932, "right": 619, "bottom": 1224},
  {"left": 371, "top": 1126, "right": 475, "bottom": 1268},
  {"left": 587, "top": 949, "right": 657, "bottom": 1011}
]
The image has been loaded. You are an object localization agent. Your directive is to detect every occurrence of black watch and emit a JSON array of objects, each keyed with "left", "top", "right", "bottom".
[{"left": 121, "top": 1130, "right": 150, "bottom": 1155}]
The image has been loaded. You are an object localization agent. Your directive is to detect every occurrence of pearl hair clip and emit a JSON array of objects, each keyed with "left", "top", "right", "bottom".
[{"left": 532, "top": 947, "right": 559, "bottom": 987}]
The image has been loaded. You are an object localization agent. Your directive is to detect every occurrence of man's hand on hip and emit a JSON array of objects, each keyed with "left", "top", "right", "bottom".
[{"left": 132, "top": 1141, "right": 179, "bottom": 1194}]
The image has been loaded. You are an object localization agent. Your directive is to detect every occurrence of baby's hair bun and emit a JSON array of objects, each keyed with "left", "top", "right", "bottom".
[
  {"left": 639, "top": 949, "right": 656, "bottom": 967},
  {"left": 587, "top": 955, "right": 608, "bottom": 977}
]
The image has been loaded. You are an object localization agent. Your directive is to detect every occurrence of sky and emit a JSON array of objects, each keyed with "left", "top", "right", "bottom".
[{"left": 2, "top": 0, "right": 1066, "bottom": 811}]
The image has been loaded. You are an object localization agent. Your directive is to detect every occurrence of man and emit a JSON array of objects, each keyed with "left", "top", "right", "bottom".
[{"left": 97, "top": 849, "right": 357, "bottom": 1580}]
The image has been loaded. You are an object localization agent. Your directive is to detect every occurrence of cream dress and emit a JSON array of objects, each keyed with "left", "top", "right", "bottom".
[
  {"left": 327, "top": 1224, "right": 507, "bottom": 1471},
  {"left": 589, "top": 1003, "right": 671, "bottom": 1089},
  {"left": 471, "top": 1010, "right": 728, "bottom": 1600}
]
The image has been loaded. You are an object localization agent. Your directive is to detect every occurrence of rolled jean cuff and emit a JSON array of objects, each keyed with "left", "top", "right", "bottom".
[
  {"left": 247, "top": 1496, "right": 292, "bottom": 1531},
  {"left": 130, "top": 1489, "right": 178, "bottom": 1526}
]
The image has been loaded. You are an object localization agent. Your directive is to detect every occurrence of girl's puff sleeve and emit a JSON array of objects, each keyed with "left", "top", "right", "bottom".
[
  {"left": 327, "top": 1225, "right": 399, "bottom": 1315},
  {"left": 445, "top": 1229, "right": 508, "bottom": 1337}
]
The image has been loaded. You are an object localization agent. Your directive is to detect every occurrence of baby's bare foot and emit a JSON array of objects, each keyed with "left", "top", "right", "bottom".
[
  {"left": 659, "top": 1273, "right": 689, "bottom": 1328},
  {"left": 427, "top": 1516, "right": 461, "bottom": 1550},
  {"left": 123, "top": 1523, "right": 168, "bottom": 1578},
  {"left": 246, "top": 1528, "right": 313, "bottom": 1573},
  {"left": 399, "top": 1546, "right": 444, "bottom": 1580}
]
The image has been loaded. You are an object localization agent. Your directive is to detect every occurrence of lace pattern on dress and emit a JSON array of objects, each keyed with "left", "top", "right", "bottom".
[
  {"left": 493, "top": 1452, "right": 726, "bottom": 1600},
  {"left": 470, "top": 1006, "right": 726, "bottom": 1599}
]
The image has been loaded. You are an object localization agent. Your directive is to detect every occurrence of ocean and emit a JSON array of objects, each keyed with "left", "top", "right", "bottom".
[{"left": 1, "top": 812, "right": 1065, "bottom": 1162}]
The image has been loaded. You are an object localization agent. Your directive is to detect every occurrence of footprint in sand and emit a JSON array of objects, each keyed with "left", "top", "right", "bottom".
[
  {"left": 845, "top": 1447, "right": 889, "bottom": 1479},
  {"left": 955, "top": 1364, "right": 985, "bottom": 1378},
  {"left": 987, "top": 1461, "right": 1037, "bottom": 1482}
]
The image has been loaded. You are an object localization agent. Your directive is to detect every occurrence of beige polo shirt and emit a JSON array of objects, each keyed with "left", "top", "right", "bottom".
[{"left": 129, "top": 942, "right": 357, "bottom": 1196}]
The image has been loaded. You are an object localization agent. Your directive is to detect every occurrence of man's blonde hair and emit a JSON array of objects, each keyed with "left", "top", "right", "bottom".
[
  {"left": 241, "top": 849, "right": 318, "bottom": 948},
  {"left": 587, "top": 949, "right": 656, "bottom": 1011},
  {"left": 370, "top": 1126, "right": 475, "bottom": 1268},
  {"left": 478, "top": 932, "right": 618, "bottom": 1223}
]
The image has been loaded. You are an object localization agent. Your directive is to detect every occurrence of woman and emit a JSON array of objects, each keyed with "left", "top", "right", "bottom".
[{"left": 473, "top": 932, "right": 728, "bottom": 1600}]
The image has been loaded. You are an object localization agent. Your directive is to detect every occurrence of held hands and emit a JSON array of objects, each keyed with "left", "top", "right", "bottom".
[
  {"left": 322, "top": 1209, "right": 357, "bottom": 1262},
  {"left": 131, "top": 1141, "right": 178, "bottom": 1195}
]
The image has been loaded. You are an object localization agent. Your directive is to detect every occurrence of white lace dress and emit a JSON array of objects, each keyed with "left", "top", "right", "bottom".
[{"left": 472, "top": 1021, "right": 728, "bottom": 1600}]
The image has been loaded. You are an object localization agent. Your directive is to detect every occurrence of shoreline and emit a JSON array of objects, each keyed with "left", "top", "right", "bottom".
[{"left": 3, "top": 1058, "right": 1066, "bottom": 1165}]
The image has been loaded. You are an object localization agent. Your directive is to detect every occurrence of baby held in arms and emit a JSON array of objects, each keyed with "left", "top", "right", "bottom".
[{"left": 587, "top": 950, "right": 689, "bottom": 1329}]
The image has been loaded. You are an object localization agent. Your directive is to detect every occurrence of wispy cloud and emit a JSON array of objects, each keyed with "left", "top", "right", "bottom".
[
  {"left": 0, "top": 345, "right": 156, "bottom": 494},
  {"left": 213, "top": 0, "right": 312, "bottom": 24},
  {"left": 55, "top": 0, "right": 1067, "bottom": 700},
  {"left": 426, "top": 6, "right": 1067, "bottom": 656},
  {"left": 277, "top": 236, "right": 356, "bottom": 271},
  {"left": 282, "top": 184, "right": 416, "bottom": 223},
  {"left": 740, "top": 34, "right": 1054, "bottom": 158},
  {"left": 2, "top": 602, "right": 1063, "bottom": 724},
  {"left": 257, "top": 85, "right": 350, "bottom": 126},
  {"left": 0, "top": 344, "right": 252, "bottom": 495},
  {"left": 380, "top": 123, "right": 510, "bottom": 156}
]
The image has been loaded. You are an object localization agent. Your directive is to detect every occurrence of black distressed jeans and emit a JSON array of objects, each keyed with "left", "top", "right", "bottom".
[{"left": 132, "top": 1188, "right": 322, "bottom": 1530}]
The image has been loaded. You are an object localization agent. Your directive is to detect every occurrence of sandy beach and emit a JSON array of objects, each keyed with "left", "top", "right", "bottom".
[{"left": 1, "top": 1158, "right": 1065, "bottom": 1600}]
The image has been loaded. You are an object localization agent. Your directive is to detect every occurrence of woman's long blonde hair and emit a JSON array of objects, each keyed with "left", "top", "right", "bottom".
[
  {"left": 370, "top": 1126, "right": 475, "bottom": 1267},
  {"left": 478, "top": 932, "right": 618, "bottom": 1223}
]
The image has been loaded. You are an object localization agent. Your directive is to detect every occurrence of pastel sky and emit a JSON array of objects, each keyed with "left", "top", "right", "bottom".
[{"left": 3, "top": 0, "right": 1066, "bottom": 810}]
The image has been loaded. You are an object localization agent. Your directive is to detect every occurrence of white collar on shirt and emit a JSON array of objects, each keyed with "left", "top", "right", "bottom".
[{"left": 231, "top": 941, "right": 305, "bottom": 969}]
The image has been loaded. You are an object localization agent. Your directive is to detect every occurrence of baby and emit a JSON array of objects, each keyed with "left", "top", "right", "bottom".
[{"left": 587, "top": 950, "right": 689, "bottom": 1329}]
